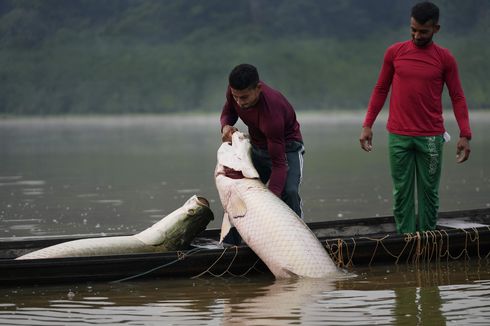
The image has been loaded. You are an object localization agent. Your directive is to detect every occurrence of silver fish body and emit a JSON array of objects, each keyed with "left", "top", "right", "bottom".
[
  {"left": 16, "top": 195, "right": 213, "bottom": 260},
  {"left": 215, "top": 132, "right": 338, "bottom": 278}
]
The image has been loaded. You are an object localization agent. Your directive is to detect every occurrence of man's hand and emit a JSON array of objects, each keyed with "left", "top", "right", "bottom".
[
  {"left": 456, "top": 137, "right": 471, "bottom": 163},
  {"left": 221, "top": 125, "right": 238, "bottom": 143},
  {"left": 359, "top": 127, "right": 373, "bottom": 152}
]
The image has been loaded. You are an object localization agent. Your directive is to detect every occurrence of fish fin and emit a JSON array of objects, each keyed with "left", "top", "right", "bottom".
[
  {"left": 275, "top": 268, "right": 299, "bottom": 279},
  {"left": 226, "top": 191, "right": 247, "bottom": 219},
  {"left": 219, "top": 213, "right": 232, "bottom": 243},
  {"left": 283, "top": 269, "right": 299, "bottom": 278}
]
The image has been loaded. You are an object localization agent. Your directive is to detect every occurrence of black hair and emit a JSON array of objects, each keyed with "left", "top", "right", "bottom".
[
  {"left": 411, "top": 1, "right": 440, "bottom": 24},
  {"left": 228, "top": 64, "right": 259, "bottom": 90}
]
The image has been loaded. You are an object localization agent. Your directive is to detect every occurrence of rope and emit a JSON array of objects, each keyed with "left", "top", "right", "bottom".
[
  {"left": 191, "top": 246, "right": 238, "bottom": 278},
  {"left": 323, "top": 226, "right": 490, "bottom": 267},
  {"left": 485, "top": 226, "right": 490, "bottom": 259},
  {"left": 110, "top": 247, "right": 206, "bottom": 283},
  {"left": 111, "top": 224, "right": 490, "bottom": 282},
  {"left": 191, "top": 246, "right": 263, "bottom": 278},
  {"left": 226, "top": 258, "right": 263, "bottom": 277}
]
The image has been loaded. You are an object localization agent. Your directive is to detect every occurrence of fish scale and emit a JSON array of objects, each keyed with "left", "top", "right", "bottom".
[
  {"left": 218, "top": 177, "right": 338, "bottom": 278},
  {"left": 16, "top": 195, "right": 213, "bottom": 260},
  {"left": 215, "top": 132, "right": 339, "bottom": 278}
]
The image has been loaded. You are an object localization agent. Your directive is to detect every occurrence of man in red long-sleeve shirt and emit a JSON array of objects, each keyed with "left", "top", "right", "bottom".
[
  {"left": 359, "top": 2, "right": 472, "bottom": 234},
  {"left": 221, "top": 64, "right": 304, "bottom": 220}
]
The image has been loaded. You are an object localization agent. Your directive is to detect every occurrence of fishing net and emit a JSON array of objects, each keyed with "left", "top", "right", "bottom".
[
  {"left": 111, "top": 224, "right": 490, "bottom": 282},
  {"left": 324, "top": 227, "right": 490, "bottom": 268}
]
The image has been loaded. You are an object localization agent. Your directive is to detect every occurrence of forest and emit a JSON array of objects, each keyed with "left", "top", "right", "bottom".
[{"left": 0, "top": 0, "right": 489, "bottom": 115}]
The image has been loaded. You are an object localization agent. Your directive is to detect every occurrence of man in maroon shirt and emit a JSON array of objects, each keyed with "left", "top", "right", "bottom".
[
  {"left": 359, "top": 2, "right": 472, "bottom": 234},
  {"left": 221, "top": 64, "right": 305, "bottom": 221}
]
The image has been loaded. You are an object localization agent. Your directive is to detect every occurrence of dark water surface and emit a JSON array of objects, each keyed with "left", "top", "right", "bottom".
[
  {"left": 1, "top": 261, "right": 490, "bottom": 325},
  {"left": 1, "top": 112, "right": 488, "bottom": 236},
  {"left": 1, "top": 112, "right": 490, "bottom": 324}
]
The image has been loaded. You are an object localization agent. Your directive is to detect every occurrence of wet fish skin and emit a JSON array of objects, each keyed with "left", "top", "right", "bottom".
[
  {"left": 215, "top": 132, "right": 339, "bottom": 278},
  {"left": 16, "top": 195, "right": 213, "bottom": 260}
]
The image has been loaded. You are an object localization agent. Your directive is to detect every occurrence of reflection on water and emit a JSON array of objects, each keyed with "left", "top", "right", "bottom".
[
  {"left": 1, "top": 261, "right": 490, "bottom": 325},
  {"left": 1, "top": 113, "right": 490, "bottom": 324},
  {"left": 394, "top": 287, "right": 445, "bottom": 325}
]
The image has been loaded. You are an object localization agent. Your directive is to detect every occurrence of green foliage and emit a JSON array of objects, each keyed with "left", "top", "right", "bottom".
[{"left": 0, "top": 0, "right": 488, "bottom": 115}]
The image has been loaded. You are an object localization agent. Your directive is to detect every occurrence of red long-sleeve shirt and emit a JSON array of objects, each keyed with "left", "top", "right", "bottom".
[
  {"left": 363, "top": 40, "right": 472, "bottom": 139},
  {"left": 220, "top": 82, "right": 302, "bottom": 196}
]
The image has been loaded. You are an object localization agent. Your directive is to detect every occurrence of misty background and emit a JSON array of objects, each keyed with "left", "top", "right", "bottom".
[{"left": 0, "top": 0, "right": 489, "bottom": 115}]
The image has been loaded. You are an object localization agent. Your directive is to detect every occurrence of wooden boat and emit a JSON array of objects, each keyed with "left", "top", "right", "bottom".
[{"left": 1, "top": 207, "right": 489, "bottom": 285}]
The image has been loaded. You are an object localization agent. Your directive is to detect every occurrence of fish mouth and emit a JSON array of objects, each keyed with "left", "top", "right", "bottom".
[
  {"left": 196, "top": 196, "right": 210, "bottom": 208},
  {"left": 216, "top": 166, "right": 245, "bottom": 179}
]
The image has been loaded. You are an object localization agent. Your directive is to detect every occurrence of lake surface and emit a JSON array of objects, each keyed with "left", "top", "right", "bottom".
[
  {"left": 1, "top": 112, "right": 489, "bottom": 236},
  {"left": 1, "top": 112, "right": 490, "bottom": 324},
  {"left": 1, "top": 260, "right": 490, "bottom": 325}
]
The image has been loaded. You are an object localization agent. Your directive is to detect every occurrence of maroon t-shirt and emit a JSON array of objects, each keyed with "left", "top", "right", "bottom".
[
  {"left": 220, "top": 82, "right": 302, "bottom": 196},
  {"left": 363, "top": 40, "right": 472, "bottom": 139}
]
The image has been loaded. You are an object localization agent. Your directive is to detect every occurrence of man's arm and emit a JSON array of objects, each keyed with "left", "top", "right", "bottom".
[
  {"left": 444, "top": 51, "right": 472, "bottom": 163},
  {"left": 222, "top": 125, "right": 238, "bottom": 143},
  {"left": 267, "top": 136, "right": 288, "bottom": 197},
  {"left": 362, "top": 48, "right": 395, "bottom": 129},
  {"left": 360, "top": 47, "right": 395, "bottom": 151},
  {"left": 456, "top": 137, "right": 471, "bottom": 163},
  {"left": 220, "top": 88, "right": 239, "bottom": 142},
  {"left": 360, "top": 126, "right": 373, "bottom": 152},
  {"left": 264, "top": 106, "right": 288, "bottom": 197}
]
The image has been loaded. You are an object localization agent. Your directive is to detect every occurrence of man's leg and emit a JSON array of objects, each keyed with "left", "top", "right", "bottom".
[
  {"left": 414, "top": 135, "right": 444, "bottom": 231},
  {"left": 389, "top": 133, "right": 416, "bottom": 233},
  {"left": 283, "top": 141, "right": 305, "bottom": 218}
]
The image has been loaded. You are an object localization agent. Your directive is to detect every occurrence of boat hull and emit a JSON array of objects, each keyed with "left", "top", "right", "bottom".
[{"left": 1, "top": 208, "right": 489, "bottom": 285}]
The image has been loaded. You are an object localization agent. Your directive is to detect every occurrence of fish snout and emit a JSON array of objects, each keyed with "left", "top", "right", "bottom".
[{"left": 196, "top": 196, "right": 210, "bottom": 208}]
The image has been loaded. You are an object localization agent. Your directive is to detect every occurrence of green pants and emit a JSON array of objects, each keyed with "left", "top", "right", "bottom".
[{"left": 389, "top": 133, "right": 444, "bottom": 234}]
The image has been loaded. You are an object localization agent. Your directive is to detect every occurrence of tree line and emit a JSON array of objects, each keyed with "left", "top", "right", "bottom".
[{"left": 1, "top": 0, "right": 488, "bottom": 115}]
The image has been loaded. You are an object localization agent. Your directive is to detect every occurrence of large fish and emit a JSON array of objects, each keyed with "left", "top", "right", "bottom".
[
  {"left": 16, "top": 195, "right": 213, "bottom": 260},
  {"left": 215, "top": 132, "right": 339, "bottom": 278}
]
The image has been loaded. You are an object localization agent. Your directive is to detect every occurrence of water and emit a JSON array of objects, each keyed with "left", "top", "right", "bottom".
[
  {"left": 1, "top": 112, "right": 490, "bottom": 324},
  {"left": 1, "top": 112, "right": 489, "bottom": 236},
  {"left": 1, "top": 261, "right": 490, "bottom": 325}
]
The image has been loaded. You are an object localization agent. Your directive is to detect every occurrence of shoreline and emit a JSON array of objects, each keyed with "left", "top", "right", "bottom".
[{"left": 1, "top": 109, "right": 489, "bottom": 125}]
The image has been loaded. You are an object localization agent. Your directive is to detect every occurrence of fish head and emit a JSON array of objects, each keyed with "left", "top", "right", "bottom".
[
  {"left": 136, "top": 195, "right": 214, "bottom": 249},
  {"left": 175, "top": 195, "right": 215, "bottom": 244},
  {"left": 215, "top": 131, "right": 260, "bottom": 179},
  {"left": 215, "top": 132, "right": 259, "bottom": 243}
]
